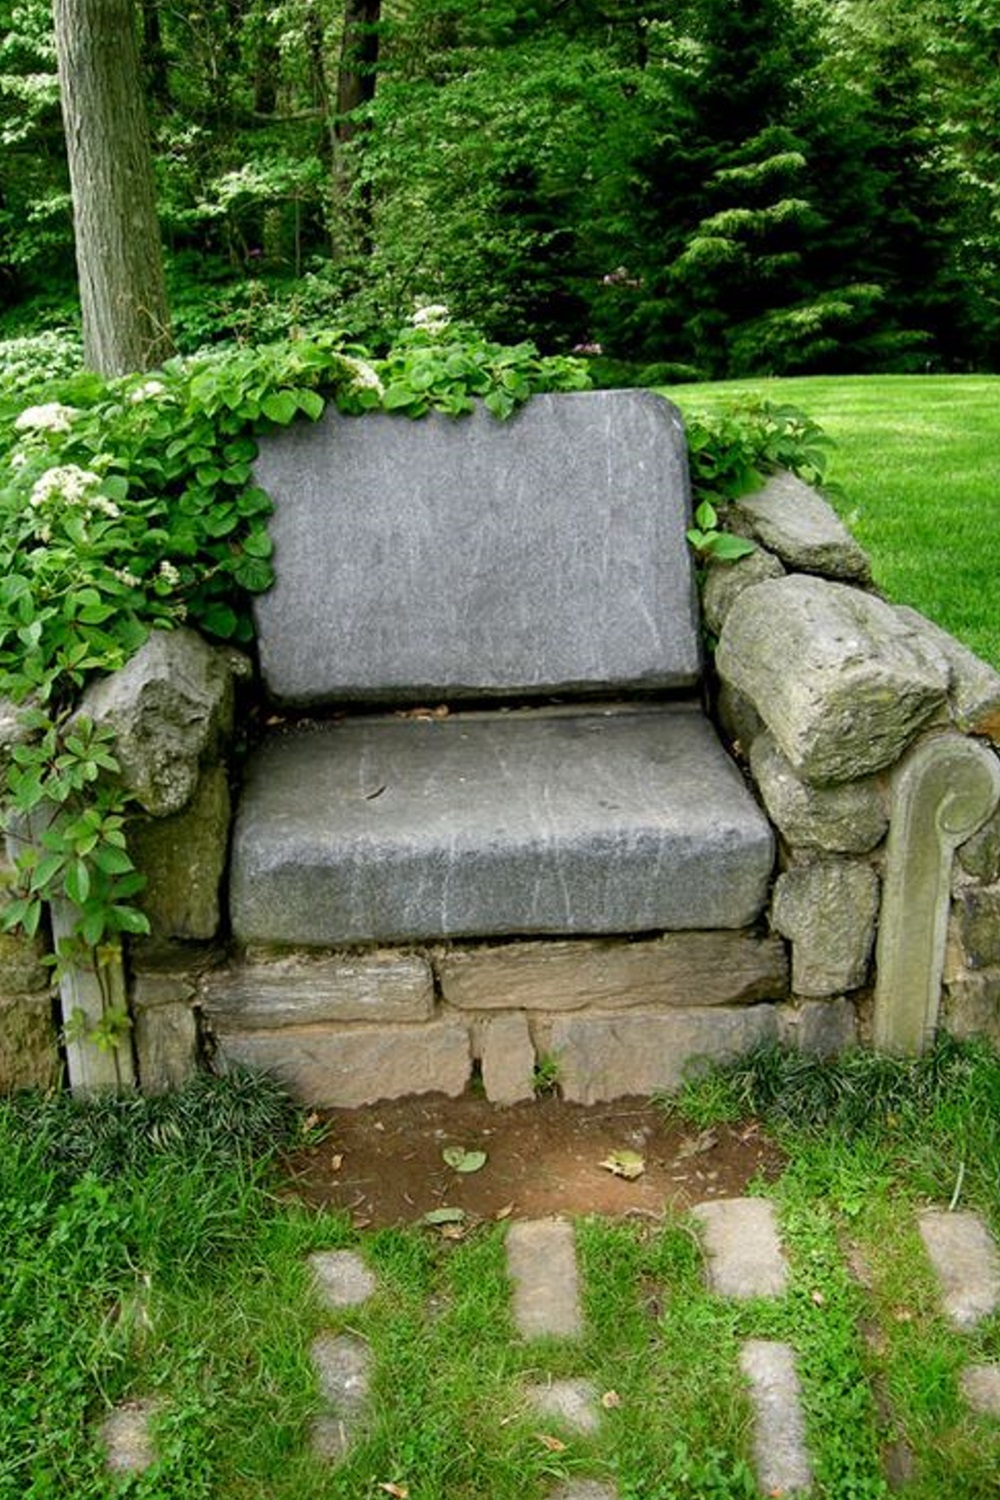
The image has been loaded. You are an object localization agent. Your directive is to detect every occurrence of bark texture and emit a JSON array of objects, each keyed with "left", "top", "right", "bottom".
[{"left": 53, "top": 0, "right": 173, "bottom": 375}]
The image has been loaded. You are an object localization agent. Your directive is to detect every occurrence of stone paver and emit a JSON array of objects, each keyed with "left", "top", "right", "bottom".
[
  {"left": 309, "top": 1249, "right": 376, "bottom": 1309},
  {"left": 960, "top": 1363, "right": 1000, "bottom": 1417},
  {"left": 548, "top": 1483, "right": 617, "bottom": 1500},
  {"left": 917, "top": 1209, "right": 1000, "bottom": 1331},
  {"left": 100, "top": 1399, "right": 159, "bottom": 1475},
  {"left": 740, "top": 1340, "right": 813, "bottom": 1496},
  {"left": 525, "top": 1377, "right": 600, "bottom": 1435},
  {"left": 310, "top": 1332, "right": 372, "bottom": 1461},
  {"left": 692, "top": 1197, "right": 789, "bottom": 1298},
  {"left": 506, "top": 1219, "right": 582, "bottom": 1338},
  {"left": 548, "top": 1482, "right": 617, "bottom": 1494}
]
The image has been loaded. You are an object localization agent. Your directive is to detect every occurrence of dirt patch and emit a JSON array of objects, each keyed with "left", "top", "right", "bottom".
[{"left": 280, "top": 1093, "right": 784, "bottom": 1228}]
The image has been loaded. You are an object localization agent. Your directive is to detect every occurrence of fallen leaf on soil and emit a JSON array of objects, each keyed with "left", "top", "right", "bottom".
[
  {"left": 534, "top": 1433, "right": 567, "bottom": 1453},
  {"left": 675, "top": 1129, "right": 718, "bottom": 1160},
  {"left": 600, "top": 1149, "right": 645, "bottom": 1180},
  {"left": 442, "top": 1146, "right": 488, "bottom": 1174},
  {"left": 601, "top": 1390, "right": 622, "bottom": 1409},
  {"left": 351, "top": 1214, "right": 372, "bottom": 1229},
  {"left": 330, "top": 1153, "right": 343, "bottom": 1171},
  {"left": 422, "top": 1206, "right": 467, "bottom": 1227},
  {"left": 495, "top": 1202, "right": 515, "bottom": 1221}
]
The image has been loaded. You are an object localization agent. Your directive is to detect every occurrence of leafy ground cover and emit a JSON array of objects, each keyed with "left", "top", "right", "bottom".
[
  {"left": 3, "top": 1041, "right": 998, "bottom": 1499},
  {"left": 667, "top": 375, "right": 1000, "bottom": 669}
]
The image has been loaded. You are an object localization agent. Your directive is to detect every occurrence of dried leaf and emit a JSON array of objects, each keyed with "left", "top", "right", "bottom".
[
  {"left": 601, "top": 1390, "right": 622, "bottom": 1409},
  {"left": 330, "top": 1153, "right": 344, "bottom": 1171},
  {"left": 422, "top": 1206, "right": 467, "bottom": 1227},
  {"left": 675, "top": 1129, "right": 718, "bottom": 1161},
  {"left": 600, "top": 1149, "right": 645, "bottom": 1181},
  {"left": 378, "top": 1484, "right": 409, "bottom": 1498},
  {"left": 811, "top": 1289, "right": 825, "bottom": 1306},
  {"left": 494, "top": 1202, "right": 515, "bottom": 1221},
  {"left": 442, "top": 1146, "right": 488, "bottom": 1174},
  {"left": 534, "top": 1433, "right": 567, "bottom": 1453}
]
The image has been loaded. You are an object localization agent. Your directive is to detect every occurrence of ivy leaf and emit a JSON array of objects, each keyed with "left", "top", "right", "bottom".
[
  {"left": 442, "top": 1147, "right": 488, "bottom": 1174},
  {"left": 261, "top": 391, "right": 298, "bottom": 425}
]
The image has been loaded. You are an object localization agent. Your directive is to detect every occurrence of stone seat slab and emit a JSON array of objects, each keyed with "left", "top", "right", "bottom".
[{"left": 230, "top": 703, "right": 774, "bottom": 946}]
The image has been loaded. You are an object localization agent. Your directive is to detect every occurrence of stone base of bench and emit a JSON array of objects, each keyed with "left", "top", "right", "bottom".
[{"left": 192, "top": 930, "right": 858, "bottom": 1107}]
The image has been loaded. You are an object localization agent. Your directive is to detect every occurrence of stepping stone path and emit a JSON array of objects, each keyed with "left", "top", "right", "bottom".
[
  {"left": 308, "top": 1249, "right": 376, "bottom": 1461},
  {"left": 917, "top": 1208, "right": 1000, "bottom": 1331},
  {"left": 107, "top": 1202, "right": 1000, "bottom": 1489}
]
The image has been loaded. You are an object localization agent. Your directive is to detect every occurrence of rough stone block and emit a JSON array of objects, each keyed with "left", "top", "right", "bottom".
[
  {"left": 950, "top": 884, "right": 1000, "bottom": 969},
  {"left": 701, "top": 547, "right": 785, "bottom": 638},
  {"left": 958, "top": 806, "right": 1000, "bottom": 885},
  {"left": 734, "top": 470, "right": 872, "bottom": 582},
  {"left": 213, "top": 1017, "right": 471, "bottom": 1106},
  {"left": 479, "top": 1012, "right": 536, "bottom": 1104},
  {"left": 750, "top": 731, "right": 887, "bottom": 854},
  {"left": 252, "top": 390, "right": 700, "bottom": 705},
  {"left": 230, "top": 706, "right": 774, "bottom": 945},
  {"left": 0, "top": 993, "right": 57, "bottom": 1092},
  {"left": 771, "top": 860, "right": 880, "bottom": 996},
  {"left": 133, "top": 999, "right": 199, "bottom": 1094},
  {"left": 896, "top": 605, "right": 1000, "bottom": 743},
  {"left": 549, "top": 1005, "right": 779, "bottom": 1105},
  {"left": 437, "top": 931, "right": 788, "bottom": 1012},
  {"left": 716, "top": 575, "right": 949, "bottom": 784},
  {"left": 778, "top": 998, "right": 858, "bottom": 1056},
  {"left": 129, "top": 765, "right": 230, "bottom": 942},
  {"left": 202, "top": 951, "right": 435, "bottom": 1027},
  {"left": 80, "top": 628, "right": 235, "bottom": 816},
  {"left": 943, "top": 970, "right": 1000, "bottom": 1045}
]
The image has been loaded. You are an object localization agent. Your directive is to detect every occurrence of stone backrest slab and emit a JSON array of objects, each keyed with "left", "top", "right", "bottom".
[{"left": 252, "top": 389, "right": 699, "bottom": 706}]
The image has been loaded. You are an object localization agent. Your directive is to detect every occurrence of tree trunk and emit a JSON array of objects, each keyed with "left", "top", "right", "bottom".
[
  {"left": 335, "top": 0, "right": 381, "bottom": 146},
  {"left": 53, "top": 0, "right": 174, "bottom": 376}
]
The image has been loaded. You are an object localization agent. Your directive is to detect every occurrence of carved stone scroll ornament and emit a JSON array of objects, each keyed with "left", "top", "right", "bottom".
[{"left": 873, "top": 734, "right": 1000, "bottom": 1054}]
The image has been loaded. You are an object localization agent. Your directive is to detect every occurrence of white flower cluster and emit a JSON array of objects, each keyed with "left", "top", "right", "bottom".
[
  {"left": 411, "top": 303, "right": 450, "bottom": 335},
  {"left": 340, "top": 354, "right": 385, "bottom": 398},
  {"left": 158, "top": 559, "right": 181, "bottom": 587},
  {"left": 113, "top": 567, "right": 142, "bottom": 589},
  {"left": 29, "top": 464, "right": 120, "bottom": 519},
  {"left": 129, "top": 378, "right": 167, "bottom": 403},
  {"left": 14, "top": 402, "right": 78, "bottom": 434}
]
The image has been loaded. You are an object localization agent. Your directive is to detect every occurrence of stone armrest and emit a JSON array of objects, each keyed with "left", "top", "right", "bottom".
[{"left": 707, "top": 472, "right": 1000, "bottom": 1054}]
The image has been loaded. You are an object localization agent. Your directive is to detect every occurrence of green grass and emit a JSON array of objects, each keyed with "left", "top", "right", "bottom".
[
  {"left": 665, "top": 375, "right": 1000, "bottom": 669},
  {"left": 3, "top": 1047, "right": 1000, "bottom": 1499}
]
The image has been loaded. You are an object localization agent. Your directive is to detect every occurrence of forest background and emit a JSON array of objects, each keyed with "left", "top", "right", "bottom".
[{"left": 2, "top": 0, "right": 1000, "bottom": 382}]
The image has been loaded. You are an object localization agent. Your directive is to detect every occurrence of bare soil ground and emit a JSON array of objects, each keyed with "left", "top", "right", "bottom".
[{"left": 281, "top": 1093, "right": 784, "bottom": 1228}]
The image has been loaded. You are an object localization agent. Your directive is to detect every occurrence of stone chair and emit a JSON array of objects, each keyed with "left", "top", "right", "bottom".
[{"left": 5, "top": 389, "right": 999, "bottom": 1100}]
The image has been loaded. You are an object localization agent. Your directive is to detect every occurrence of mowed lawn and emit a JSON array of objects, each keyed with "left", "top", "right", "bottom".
[{"left": 665, "top": 375, "right": 1000, "bottom": 670}]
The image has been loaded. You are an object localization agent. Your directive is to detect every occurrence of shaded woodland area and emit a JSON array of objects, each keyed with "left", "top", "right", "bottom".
[{"left": 2, "top": 0, "right": 999, "bottom": 377}]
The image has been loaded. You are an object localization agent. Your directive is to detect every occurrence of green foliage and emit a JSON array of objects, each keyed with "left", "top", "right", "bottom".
[{"left": 682, "top": 395, "right": 834, "bottom": 562}]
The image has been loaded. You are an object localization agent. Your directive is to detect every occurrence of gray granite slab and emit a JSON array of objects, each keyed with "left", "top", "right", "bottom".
[
  {"left": 506, "top": 1219, "right": 582, "bottom": 1339},
  {"left": 739, "top": 1340, "right": 813, "bottom": 1495},
  {"left": 252, "top": 390, "right": 699, "bottom": 705},
  {"left": 229, "top": 705, "right": 774, "bottom": 945},
  {"left": 693, "top": 1197, "right": 789, "bottom": 1298},
  {"left": 918, "top": 1208, "right": 1000, "bottom": 1330}
]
